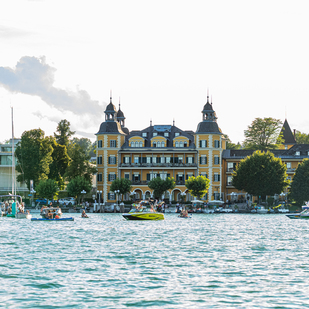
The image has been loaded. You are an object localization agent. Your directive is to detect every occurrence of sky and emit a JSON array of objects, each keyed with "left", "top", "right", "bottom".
[{"left": 1, "top": 0, "right": 309, "bottom": 145}]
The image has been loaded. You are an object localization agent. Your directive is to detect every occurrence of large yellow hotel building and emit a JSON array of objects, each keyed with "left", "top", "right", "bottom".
[
  {"left": 96, "top": 95, "right": 226, "bottom": 204},
  {"left": 96, "top": 95, "right": 308, "bottom": 204}
]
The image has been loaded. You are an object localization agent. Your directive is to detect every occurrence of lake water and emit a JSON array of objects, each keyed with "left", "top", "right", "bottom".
[{"left": 1, "top": 213, "right": 309, "bottom": 308}]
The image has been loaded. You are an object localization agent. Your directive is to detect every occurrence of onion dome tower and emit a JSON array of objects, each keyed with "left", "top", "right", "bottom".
[
  {"left": 116, "top": 101, "right": 129, "bottom": 135},
  {"left": 196, "top": 94, "right": 222, "bottom": 134},
  {"left": 96, "top": 94, "right": 125, "bottom": 135}
]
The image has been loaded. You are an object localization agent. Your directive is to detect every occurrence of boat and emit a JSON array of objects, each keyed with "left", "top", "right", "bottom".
[
  {"left": 122, "top": 201, "right": 164, "bottom": 220},
  {"left": 0, "top": 195, "right": 32, "bottom": 219},
  {"left": 286, "top": 202, "right": 309, "bottom": 219},
  {"left": 31, "top": 217, "right": 74, "bottom": 221},
  {"left": 40, "top": 207, "right": 62, "bottom": 219},
  {"left": 286, "top": 209, "right": 309, "bottom": 220}
]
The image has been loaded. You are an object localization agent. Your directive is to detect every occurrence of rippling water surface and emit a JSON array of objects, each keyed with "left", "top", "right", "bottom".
[{"left": 1, "top": 213, "right": 309, "bottom": 308}]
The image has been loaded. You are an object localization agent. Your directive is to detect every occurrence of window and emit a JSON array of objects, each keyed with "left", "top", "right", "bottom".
[
  {"left": 153, "top": 157, "right": 157, "bottom": 164},
  {"left": 214, "top": 140, "right": 220, "bottom": 148},
  {"left": 153, "top": 133, "right": 157, "bottom": 137},
  {"left": 139, "top": 141, "right": 143, "bottom": 147},
  {"left": 214, "top": 173, "right": 220, "bottom": 182},
  {"left": 160, "top": 173, "right": 167, "bottom": 180},
  {"left": 214, "top": 156, "right": 220, "bottom": 165},
  {"left": 132, "top": 174, "right": 140, "bottom": 182},
  {"left": 124, "top": 156, "right": 130, "bottom": 164},
  {"left": 179, "top": 141, "right": 183, "bottom": 147},
  {"left": 135, "top": 141, "right": 139, "bottom": 147},
  {"left": 97, "top": 156, "right": 102, "bottom": 165},
  {"left": 166, "top": 157, "right": 171, "bottom": 163},
  {"left": 187, "top": 156, "right": 194, "bottom": 164},
  {"left": 175, "top": 133, "right": 180, "bottom": 137},
  {"left": 286, "top": 162, "right": 291, "bottom": 169},
  {"left": 97, "top": 173, "right": 102, "bottom": 182},
  {"left": 177, "top": 174, "right": 184, "bottom": 182},
  {"left": 110, "top": 140, "right": 116, "bottom": 147},
  {"left": 108, "top": 193, "right": 115, "bottom": 200},
  {"left": 178, "top": 156, "right": 183, "bottom": 163},
  {"left": 142, "top": 133, "right": 147, "bottom": 137},
  {"left": 157, "top": 142, "right": 161, "bottom": 147},
  {"left": 296, "top": 151, "right": 300, "bottom": 156},
  {"left": 164, "top": 132, "right": 169, "bottom": 137},
  {"left": 200, "top": 140, "right": 207, "bottom": 148},
  {"left": 124, "top": 173, "right": 130, "bottom": 180},
  {"left": 175, "top": 141, "right": 179, "bottom": 147},
  {"left": 109, "top": 156, "right": 116, "bottom": 164},
  {"left": 227, "top": 175, "right": 232, "bottom": 186},
  {"left": 146, "top": 157, "right": 152, "bottom": 164},
  {"left": 200, "top": 156, "right": 207, "bottom": 165},
  {"left": 134, "top": 156, "right": 140, "bottom": 164},
  {"left": 109, "top": 173, "right": 116, "bottom": 181},
  {"left": 98, "top": 140, "right": 102, "bottom": 148},
  {"left": 160, "top": 157, "right": 165, "bottom": 163}
]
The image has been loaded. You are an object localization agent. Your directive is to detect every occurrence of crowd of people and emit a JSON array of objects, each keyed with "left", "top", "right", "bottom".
[{"left": 40, "top": 203, "right": 62, "bottom": 219}]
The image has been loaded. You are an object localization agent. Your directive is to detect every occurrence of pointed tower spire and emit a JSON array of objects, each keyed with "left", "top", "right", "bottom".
[
  {"left": 207, "top": 88, "right": 209, "bottom": 103},
  {"left": 110, "top": 89, "right": 112, "bottom": 103}
]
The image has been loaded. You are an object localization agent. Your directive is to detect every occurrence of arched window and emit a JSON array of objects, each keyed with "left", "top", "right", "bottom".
[
  {"left": 135, "top": 141, "right": 139, "bottom": 147},
  {"left": 139, "top": 141, "right": 143, "bottom": 147},
  {"left": 153, "top": 142, "right": 156, "bottom": 147},
  {"left": 157, "top": 142, "right": 161, "bottom": 147},
  {"left": 180, "top": 141, "right": 184, "bottom": 147},
  {"left": 175, "top": 141, "right": 179, "bottom": 147},
  {"left": 131, "top": 142, "right": 134, "bottom": 147}
]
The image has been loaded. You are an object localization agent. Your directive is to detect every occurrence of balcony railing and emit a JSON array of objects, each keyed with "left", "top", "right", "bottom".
[
  {"left": 120, "top": 163, "right": 197, "bottom": 168},
  {"left": 131, "top": 180, "right": 186, "bottom": 186},
  {"left": 226, "top": 168, "right": 236, "bottom": 173}
]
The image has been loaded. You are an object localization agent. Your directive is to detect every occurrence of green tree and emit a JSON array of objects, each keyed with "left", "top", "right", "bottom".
[
  {"left": 36, "top": 179, "right": 58, "bottom": 201},
  {"left": 243, "top": 117, "right": 283, "bottom": 150},
  {"left": 66, "top": 176, "right": 92, "bottom": 204},
  {"left": 148, "top": 177, "right": 175, "bottom": 200},
  {"left": 290, "top": 159, "right": 309, "bottom": 205},
  {"left": 232, "top": 150, "right": 289, "bottom": 200},
  {"left": 185, "top": 175, "right": 210, "bottom": 200},
  {"left": 295, "top": 131, "right": 309, "bottom": 144},
  {"left": 15, "top": 129, "right": 53, "bottom": 189},
  {"left": 65, "top": 143, "right": 97, "bottom": 183},
  {"left": 71, "top": 137, "right": 95, "bottom": 157},
  {"left": 110, "top": 178, "right": 132, "bottom": 200},
  {"left": 48, "top": 138, "right": 70, "bottom": 190},
  {"left": 54, "top": 119, "right": 75, "bottom": 147}
]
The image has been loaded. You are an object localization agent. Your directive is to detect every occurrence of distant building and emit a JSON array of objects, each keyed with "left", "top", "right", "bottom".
[{"left": 0, "top": 139, "right": 28, "bottom": 194}]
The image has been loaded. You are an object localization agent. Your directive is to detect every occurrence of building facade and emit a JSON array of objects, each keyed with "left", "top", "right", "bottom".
[
  {"left": 0, "top": 139, "right": 28, "bottom": 195},
  {"left": 96, "top": 95, "right": 226, "bottom": 204},
  {"left": 96, "top": 95, "right": 309, "bottom": 205}
]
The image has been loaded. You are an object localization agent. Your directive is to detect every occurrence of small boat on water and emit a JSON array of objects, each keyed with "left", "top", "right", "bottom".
[
  {"left": 31, "top": 217, "right": 74, "bottom": 221},
  {"left": 122, "top": 201, "right": 164, "bottom": 220},
  {"left": 286, "top": 202, "right": 309, "bottom": 219},
  {"left": 0, "top": 195, "right": 32, "bottom": 219}
]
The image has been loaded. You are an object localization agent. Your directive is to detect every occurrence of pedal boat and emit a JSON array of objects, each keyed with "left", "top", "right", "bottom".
[{"left": 123, "top": 202, "right": 164, "bottom": 220}]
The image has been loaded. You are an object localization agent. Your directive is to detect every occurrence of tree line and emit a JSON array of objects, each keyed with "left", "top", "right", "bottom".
[
  {"left": 225, "top": 117, "right": 309, "bottom": 150},
  {"left": 15, "top": 120, "right": 97, "bottom": 201}
]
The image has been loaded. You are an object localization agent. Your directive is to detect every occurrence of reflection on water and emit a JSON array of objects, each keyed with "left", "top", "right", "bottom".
[{"left": 1, "top": 213, "right": 309, "bottom": 308}]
